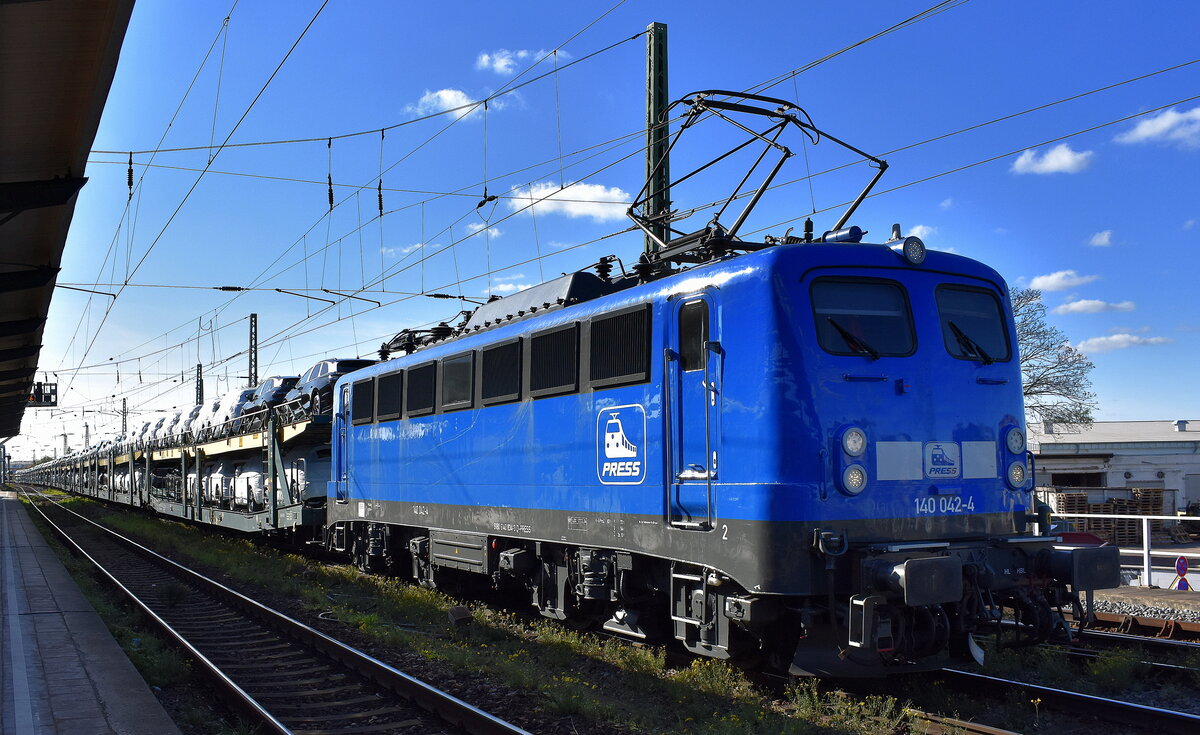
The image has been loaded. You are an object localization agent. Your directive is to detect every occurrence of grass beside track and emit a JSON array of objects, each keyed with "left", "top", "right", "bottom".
[
  {"left": 17, "top": 491, "right": 250, "bottom": 735},
  {"left": 31, "top": 491, "right": 1183, "bottom": 734},
  {"left": 50, "top": 495, "right": 920, "bottom": 735}
]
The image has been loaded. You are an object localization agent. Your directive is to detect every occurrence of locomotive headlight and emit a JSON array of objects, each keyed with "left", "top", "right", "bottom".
[
  {"left": 842, "top": 464, "right": 868, "bottom": 494},
  {"left": 1005, "top": 427, "right": 1026, "bottom": 455},
  {"left": 842, "top": 427, "right": 867, "bottom": 457},
  {"left": 890, "top": 236, "right": 926, "bottom": 265},
  {"left": 1006, "top": 460, "right": 1028, "bottom": 488}
]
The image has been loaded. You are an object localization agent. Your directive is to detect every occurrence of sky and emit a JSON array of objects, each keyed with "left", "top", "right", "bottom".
[{"left": 13, "top": 0, "right": 1200, "bottom": 461}]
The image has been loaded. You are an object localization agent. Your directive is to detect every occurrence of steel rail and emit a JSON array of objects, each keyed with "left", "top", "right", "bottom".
[
  {"left": 21, "top": 486, "right": 291, "bottom": 734},
  {"left": 905, "top": 710, "right": 1021, "bottom": 735},
  {"left": 940, "top": 668, "right": 1200, "bottom": 735},
  {"left": 20, "top": 485, "right": 533, "bottom": 735}
]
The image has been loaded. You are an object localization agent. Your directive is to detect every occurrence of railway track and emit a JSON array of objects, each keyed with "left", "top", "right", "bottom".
[
  {"left": 938, "top": 667, "right": 1200, "bottom": 735},
  {"left": 20, "top": 485, "right": 531, "bottom": 735}
]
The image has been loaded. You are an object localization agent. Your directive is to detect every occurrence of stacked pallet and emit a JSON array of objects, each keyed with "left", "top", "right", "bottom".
[
  {"left": 1108, "top": 498, "right": 1140, "bottom": 547},
  {"left": 1087, "top": 501, "right": 1114, "bottom": 542},
  {"left": 1132, "top": 488, "right": 1165, "bottom": 531},
  {"left": 1049, "top": 492, "right": 1089, "bottom": 532}
]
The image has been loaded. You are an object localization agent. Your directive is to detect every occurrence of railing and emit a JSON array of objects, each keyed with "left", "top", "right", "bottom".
[{"left": 1049, "top": 510, "right": 1198, "bottom": 589}]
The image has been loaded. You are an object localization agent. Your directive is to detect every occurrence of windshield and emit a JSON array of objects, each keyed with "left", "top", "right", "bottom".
[
  {"left": 810, "top": 278, "right": 915, "bottom": 357},
  {"left": 936, "top": 286, "right": 1011, "bottom": 362}
]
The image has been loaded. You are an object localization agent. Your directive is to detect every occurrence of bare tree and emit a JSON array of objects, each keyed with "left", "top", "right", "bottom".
[{"left": 1011, "top": 287, "right": 1096, "bottom": 426}]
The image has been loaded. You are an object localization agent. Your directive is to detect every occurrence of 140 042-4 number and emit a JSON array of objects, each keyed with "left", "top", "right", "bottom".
[{"left": 914, "top": 495, "right": 976, "bottom": 515}]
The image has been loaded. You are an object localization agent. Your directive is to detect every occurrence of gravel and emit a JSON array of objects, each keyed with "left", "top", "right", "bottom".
[{"left": 1092, "top": 598, "right": 1200, "bottom": 623}]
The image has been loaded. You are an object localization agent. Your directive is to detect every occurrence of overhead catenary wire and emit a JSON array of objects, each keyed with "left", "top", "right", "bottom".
[
  {"left": 42, "top": 6, "right": 1192, "bottom": 428},
  {"left": 42, "top": 2, "right": 642, "bottom": 418},
  {"left": 54, "top": 11, "right": 655, "bottom": 392},
  {"left": 59, "top": 0, "right": 331, "bottom": 402}
]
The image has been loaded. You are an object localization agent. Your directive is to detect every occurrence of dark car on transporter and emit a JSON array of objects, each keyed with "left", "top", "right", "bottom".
[
  {"left": 284, "top": 358, "right": 376, "bottom": 416},
  {"left": 238, "top": 376, "right": 299, "bottom": 431}
]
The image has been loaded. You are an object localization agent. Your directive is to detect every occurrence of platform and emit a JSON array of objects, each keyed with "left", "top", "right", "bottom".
[
  {"left": 1093, "top": 584, "right": 1200, "bottom": 614},
  {"left": 1, "top": 490, "right": 180, "bottom": 735}
]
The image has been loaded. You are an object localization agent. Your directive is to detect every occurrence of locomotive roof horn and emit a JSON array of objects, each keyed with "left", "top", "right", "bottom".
[{"left": 627, "top": 90, "right": 888, "bottom": 265}]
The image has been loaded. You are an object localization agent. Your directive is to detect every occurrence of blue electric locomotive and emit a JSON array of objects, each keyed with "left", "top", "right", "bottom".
[
  {"left": 324, "top": 92, "right": 1118, "bottom": 675},
  {"left": 324, "top": 237, "right": 1116, "bottom": 675}
]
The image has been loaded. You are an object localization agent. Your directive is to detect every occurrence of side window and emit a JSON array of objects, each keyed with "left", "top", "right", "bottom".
[
  {"left": 936, "top": 285, "right": 1011, "bottom": 362},
  {"left": 810, "top": 278, "right": 915, "bottom": 357},
  {"left": 375, "top": 371, "right": 402, "bottom": 421},
  {"left": 481, "top": 339, "right": 521, "bottom": 405},
  {"left": 405, "top": 362, "right": 436, "bottom": 417},
  {"left": 441, "top": 352, "right": 474, "bottom": 411},
  {"left": 528, "top": 323, "right": 578, "bottom": 398},
  {"left": 351, "top": 378, "right": 374, "bottom": 425},
  {"left": 679, "top": 300, "right": 708, "bottom": 372},
  {"left": 589, "top": 304, "right": 651, "bottom": 388}
]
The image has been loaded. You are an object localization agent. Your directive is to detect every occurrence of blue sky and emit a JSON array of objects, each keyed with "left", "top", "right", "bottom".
[{"left": 16, "top": 0, "right": 1200, "bottom": 459}]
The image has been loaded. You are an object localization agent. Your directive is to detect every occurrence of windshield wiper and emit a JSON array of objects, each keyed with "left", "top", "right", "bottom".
[
  {"left": 827, "top": 317, "right": 879, "bottom": 360},
  {"left": 947, "top": 320, "right": 993, "bottom": 364}
]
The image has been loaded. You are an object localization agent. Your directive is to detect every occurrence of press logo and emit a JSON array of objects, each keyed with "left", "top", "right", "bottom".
[
  {"left": 924, "top": 442, "right": 961, "bottom": 479},
  {"left": 597, "top": 404, "right": 646, "bottom": 485}
]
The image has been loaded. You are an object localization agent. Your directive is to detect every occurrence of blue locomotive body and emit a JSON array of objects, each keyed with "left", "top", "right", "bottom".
[{"left": 326, "top": 240, "right": 1118, "bottom": 675}]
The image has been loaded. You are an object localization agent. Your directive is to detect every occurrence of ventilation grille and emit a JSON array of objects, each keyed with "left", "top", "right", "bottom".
[
  {"left": 351, "top": 379, "right": 374, "bottom": 424},
  {"left": 481, "top": 340, "right": 521, "bottom": 404},
  {"left": 529, "top": 325, "right": 577, "bottom": 397},
  {"left": 405, "top": 363, "right": 436, "bottom": 416},
  {"left": 441, "top": 353, "right": 473, "bottom": 409},
  {"left": 590, "top": 306, "right": 649, "bottom": 387},
  {"left": 375, "top": 372, "right": 402, "bottom": 420}
]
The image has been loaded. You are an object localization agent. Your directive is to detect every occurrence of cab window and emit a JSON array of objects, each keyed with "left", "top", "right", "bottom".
[
  {"left": 936, "top": 286, "right": 1011, "bottom": 362},
  {"left": 810, "top": 278, "right": 915, "bottom": 357}
]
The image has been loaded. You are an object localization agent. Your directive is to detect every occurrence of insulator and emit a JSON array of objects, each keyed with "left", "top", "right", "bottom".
[
  {"left": 327, "top": 174, "right": 334, "bottom": 211},
  {"left": 127, "top": 152, "right": 133, "bottom": 200},
  {"left": 377, "top": 180, "right": 383, "bottom": 216}
]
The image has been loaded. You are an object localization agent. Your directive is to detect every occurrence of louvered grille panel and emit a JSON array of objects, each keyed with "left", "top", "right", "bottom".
[
  {"left": 375, "top": 372, "right": 402, "bottom": 419},
  {"left": 405, "top": 363, "right": 436, "bottom": 415},
  {"left": 351, "top": 379, "right": 374, "bottom": 424},
  {"left": 529, "top": 326, "right": 577, "bottom": 396},
  {"left": 590, "top": 307, "right": 649, "bottom": 387},
  {"left": 481, "top": 341, "right": 520, "bottom": 403}
]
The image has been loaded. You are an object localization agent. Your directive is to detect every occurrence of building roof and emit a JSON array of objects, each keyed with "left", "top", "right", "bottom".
[
  {"left": 1031, "top": 420, "right": 1200, "bottom": 450},
  {"left": 0, "top": 0, "right": 134, "bottom": 437}
]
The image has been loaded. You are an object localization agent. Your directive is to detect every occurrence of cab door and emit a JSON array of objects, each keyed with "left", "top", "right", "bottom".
[
  {"left": 332, "top": 384, "right": 351, "bottom": 503},
  {"left": 668, "top": 294, "right": 721, "bottom": 529}
]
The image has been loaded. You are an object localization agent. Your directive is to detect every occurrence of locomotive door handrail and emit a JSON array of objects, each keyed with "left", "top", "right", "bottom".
[{"left": 667, "top": 295, "right": 719, "bottom": 531}]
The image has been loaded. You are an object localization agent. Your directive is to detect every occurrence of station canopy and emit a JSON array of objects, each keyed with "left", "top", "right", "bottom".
[{"left": 0, "top": 0, "right": 134, "bottom": 437}]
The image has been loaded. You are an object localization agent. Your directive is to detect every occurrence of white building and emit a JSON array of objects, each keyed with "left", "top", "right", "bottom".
[{"left": 1030, "top": 419, "right": 1200, "bottom": 511}]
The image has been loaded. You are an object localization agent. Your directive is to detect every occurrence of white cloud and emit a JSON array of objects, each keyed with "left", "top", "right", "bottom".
[
  {"left": 1051, "top": 299, "right": 1135, "bottom": 315},
  {"left": 507, "top": 180, "right": 630, "bottom": 222},
  {"left": 939, "top": 197, "right": 954, "bottom": 209},
  {"left": 1114, "top": 106, "right": 1200, "bottom": 149},
  {"left": 476, "top": 48, "right": 570, "bottom": 75},
  {"left": 492, "top": 281, "right": 533, "bottom": 293},
  {"left": 1029, "top": 269, "right": 1099, "bottom": 291},
  {"left": 909, "top": 224, "right": 937, "bottom": 239},
  {"left": 1011, "top": 144, "right": 1094, "bottom": 174},
  {"left": 494, "top": 272, "right": 524, "bottom": 282},
  {"left": 1186, "top": 219, "right": 1196, "bottom": 230},
  {"left": 405, "top": 89, "right": 479, "bottom": 120},
  {"left": 382, "top": 243, "right": 423, "bottom": 258},
  {"left": 466, "top": 222, "right": 501, "bottom": 238},
  {"left": 1088, "top": 230, "right": 1113, "bottom": 247},
  {"left": 1076, "top": 333, "right": 1172, "bottom": 354}
]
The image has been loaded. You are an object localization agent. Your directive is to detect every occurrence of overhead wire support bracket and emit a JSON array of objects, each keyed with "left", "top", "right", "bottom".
[
  {"left": 321, "top": 288, "right": 380, "bottom": 306},
  {"left": 274, "top": 288, "right": 334, "bottom": 304},
  {"left": 627, "top": 89, "right": 888, "bottom": 263}
]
